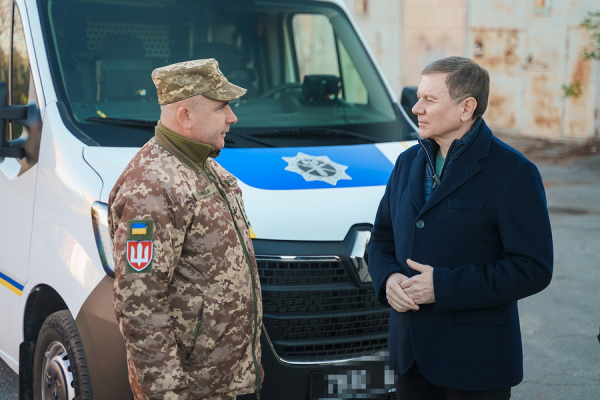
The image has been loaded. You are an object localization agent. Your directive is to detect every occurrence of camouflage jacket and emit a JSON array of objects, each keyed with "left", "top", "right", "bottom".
[{"left": 108, "top": 128, "right": 263, "bottom": 400}]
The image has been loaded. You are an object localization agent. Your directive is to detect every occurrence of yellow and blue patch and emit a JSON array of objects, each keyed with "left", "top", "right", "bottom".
[
  {"left": 126, "top": 220, "right": 154, "bottom": 274},
  {"left": 131, "top": 222, "right": 148, "bottom": 235},
  {"left": 0, "top": 270, "right": 24, "bottom": 296}
]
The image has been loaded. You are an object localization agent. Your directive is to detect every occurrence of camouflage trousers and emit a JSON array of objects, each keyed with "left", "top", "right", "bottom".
[{"left": 128, "top": 354, "right": 237, "bottom": 400}]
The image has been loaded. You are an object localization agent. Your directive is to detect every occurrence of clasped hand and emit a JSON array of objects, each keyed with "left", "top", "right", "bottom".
[{"left": 385, "top": 259, "right": 435, "bottom": 312}]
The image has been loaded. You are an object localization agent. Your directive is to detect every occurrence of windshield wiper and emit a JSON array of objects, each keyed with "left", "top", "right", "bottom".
[
  {"left": 85, "top": 117, "right": 237, "bottom": 146},
  {"left": 227, "top": 131, "right": 276, "bottom": 147},
  {"left": 250, "top": 128, "right": 377, "bottom": 143},
  {"left": 85, "top": 117, "right": 157, "bottom": 130}
]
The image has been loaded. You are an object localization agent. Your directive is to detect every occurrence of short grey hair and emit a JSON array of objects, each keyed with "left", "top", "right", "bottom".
[{"left": 422, "top": 56, "right": 490, "bottom": 120}]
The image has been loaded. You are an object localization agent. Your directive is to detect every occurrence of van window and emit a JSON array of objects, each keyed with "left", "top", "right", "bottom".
[
  {"left": 292, "top": 14, "right": 367, "bottom": 105},
  {"left": 293, "top": 14, "right": 340, "bottom": 80},
  {"left": 39, "top": 0, "right": 410, "bottom": 147},
  {"left": 11, "top": 4, "right": 30, "bottom": 140},
  {"left": 0, "top": 1, "right": 30, "bottom": 140},
  {"left": 0, "top": 1, "right": 8, "bottom": 85}
]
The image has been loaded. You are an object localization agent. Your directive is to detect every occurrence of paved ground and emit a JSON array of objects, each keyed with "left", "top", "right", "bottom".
[
  {"left": 1, "top": 135, "right": 599, "bottom": 399},
  {"left": 498, "top": 134, "right": 600, "bottom": 400},
  {"left": 0, "top": 359, "right": 17, "bottom": 399}
]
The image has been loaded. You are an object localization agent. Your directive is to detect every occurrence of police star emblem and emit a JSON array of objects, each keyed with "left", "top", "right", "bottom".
[
  {"left": 125, "top": 220, "right": 154, "bottom": 273},
  {"left": 282, "top": 152, "right": 351, "bottom": 185}
]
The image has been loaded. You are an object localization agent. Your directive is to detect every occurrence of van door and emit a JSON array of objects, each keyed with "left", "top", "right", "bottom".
[{"left": 0, "top": 0, "right": 39, "bottom": 363}]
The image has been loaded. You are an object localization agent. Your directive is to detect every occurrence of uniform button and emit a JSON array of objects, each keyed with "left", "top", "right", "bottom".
[{"left": 416, "top": 220, "right": 425, "bottom": 229}]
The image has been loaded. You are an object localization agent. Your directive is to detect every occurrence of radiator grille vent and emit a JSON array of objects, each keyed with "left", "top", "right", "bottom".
[{"left": 257, "top": 256, "right": 390, "bottom": 362}]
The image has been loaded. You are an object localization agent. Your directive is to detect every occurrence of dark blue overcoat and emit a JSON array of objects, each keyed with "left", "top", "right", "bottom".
[{"left": 367, "top": 121, "right": 553, "bottom": 391}]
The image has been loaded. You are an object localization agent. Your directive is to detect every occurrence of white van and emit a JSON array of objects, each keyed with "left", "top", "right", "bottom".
[{"left": 0, "top": 0, "right": 418, "bottom": 398}]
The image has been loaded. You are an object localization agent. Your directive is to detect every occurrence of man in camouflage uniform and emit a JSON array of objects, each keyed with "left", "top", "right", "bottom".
[{"left": 109, "top": 58, "right": 263, "bottom": 400}]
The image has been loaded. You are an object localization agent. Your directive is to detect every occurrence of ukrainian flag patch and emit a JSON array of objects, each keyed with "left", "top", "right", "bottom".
[
  {"left": 126, "top": 220, "right": 154, "bottom": 273},
  {"left": 131, "top": 222, "right": 148, "bottom": 235}
]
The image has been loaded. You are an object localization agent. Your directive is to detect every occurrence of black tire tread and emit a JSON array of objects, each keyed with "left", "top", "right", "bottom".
[{"left": 34, "top": 310, "right": 94, "bottom": 400}]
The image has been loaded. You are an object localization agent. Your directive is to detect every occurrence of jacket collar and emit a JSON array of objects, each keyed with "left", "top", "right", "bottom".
[
  {"left": 418, "top": 117, "right": 484, "bottom": 176},
  {"left": 409, "top": 119, "right": 493, "bottom": 213},
  {"left": 155, "top": 122, "right": 220, "bottom": 171}
]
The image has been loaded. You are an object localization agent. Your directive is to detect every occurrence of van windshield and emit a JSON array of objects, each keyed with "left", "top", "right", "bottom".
[{"left": 39, "top": 0, "right": 413, "bottom": 147}]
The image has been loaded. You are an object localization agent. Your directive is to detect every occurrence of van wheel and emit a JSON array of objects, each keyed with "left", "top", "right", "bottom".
[{"left": 33, "top": 310, "right": 93, "bottom": 400}]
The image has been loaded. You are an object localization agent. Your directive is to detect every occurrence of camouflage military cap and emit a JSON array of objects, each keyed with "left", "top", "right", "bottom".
[{"left": 152, "top": 58, "right": 247, "bottom": 105}]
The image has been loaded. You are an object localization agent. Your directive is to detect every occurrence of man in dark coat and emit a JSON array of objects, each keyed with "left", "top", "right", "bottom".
[{"left": 367, "top": 56, "right": 553, "bottom": 399}]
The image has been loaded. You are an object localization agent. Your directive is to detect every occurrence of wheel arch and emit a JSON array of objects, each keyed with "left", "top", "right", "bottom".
[
  {"left": 20, "top": 279, "right": 131, "bottom": 400},
  {"left": 20, "top": 284, "right": 68, "bottom": 400},
  {"left": 23, "top": 284, "right": 68, "bottom": 342}
]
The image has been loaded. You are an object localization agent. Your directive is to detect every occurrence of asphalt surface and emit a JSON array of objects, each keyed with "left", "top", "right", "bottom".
[
  {"left": 506, "top": 137, "right": 600, "bottom": 400},
  {"left": 1, "top": 136, "right": 599, "bottom": 399},
  {"left": 0, "top": 358, "right": 17, "bottom": 399}
]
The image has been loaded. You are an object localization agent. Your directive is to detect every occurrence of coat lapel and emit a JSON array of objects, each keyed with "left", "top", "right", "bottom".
[
  {"left": 420, "top": 147, "right": 481, "bottom": 214},
  {"left": 419, "top": 122, "right": 493, "bottom": 215},
  {"left": 408, "top": 151, "right": 426, "bottom": 212}
]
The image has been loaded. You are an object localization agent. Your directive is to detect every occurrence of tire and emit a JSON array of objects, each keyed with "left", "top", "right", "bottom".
[{"left": 33, "top": 310, "right": 93, "bottom": 400}]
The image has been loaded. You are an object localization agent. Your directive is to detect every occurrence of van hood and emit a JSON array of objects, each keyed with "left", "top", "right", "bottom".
[{"left": 83, "top": 142, "right": 415, "bottom": 241}]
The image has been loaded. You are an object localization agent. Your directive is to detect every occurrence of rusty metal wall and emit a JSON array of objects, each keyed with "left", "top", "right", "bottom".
[
  {"left": 342, "top": 0, "right": 404, "bottom": 97},
  {"left": 467, "top": 0, "right": 599, "bottom": 140},
  {"left": 344, "top": 0, "right": 600, "bottom": 140},
  {"left": 402, "top": 0, "right": 468, "bottom": 88}
]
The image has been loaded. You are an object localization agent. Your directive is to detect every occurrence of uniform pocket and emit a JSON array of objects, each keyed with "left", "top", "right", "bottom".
[
  {"left": 447, "top": 199, "right": 485, "bottom": 210},
  {"left": 234, "top": 194, "right": 251, "bottom": 229},
  {"left": 184, "top": 302, "right": 206, "bottom": 363},
  {"left": 186, "top": 296, "right": 222, "bottom": 366},
  {"left": 223, "top": 175, "right": 238, "bottom": 187},
  {"left": 454, "top": 307, "right": 509, "bottom": 325},
  {"left": 193, "top": 185, "right": 218, "bottom": 201}
]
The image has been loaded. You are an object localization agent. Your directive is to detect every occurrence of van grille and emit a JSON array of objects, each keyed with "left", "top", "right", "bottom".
[
  {"left": 258, "top": 258, "right": 349, "bottom": 285},
  {"left": 267, "top": 312, "right": 390, "bottom": 340},
  {"left": 262, "top": 289, "right": 381, "bottom": 314},
  {"left": 282, "top": 337, "right": 388, "bottom": 360},
  {"left": 257, "top": 256, "right": 390, "bottom": 362}
]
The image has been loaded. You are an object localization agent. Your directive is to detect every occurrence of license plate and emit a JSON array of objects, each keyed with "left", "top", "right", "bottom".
[{"left": 309, "top": 358, "right": 395, "bottom": 399}]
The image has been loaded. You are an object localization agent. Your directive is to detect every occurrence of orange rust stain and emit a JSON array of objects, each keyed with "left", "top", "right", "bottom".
[
  {"left": 470, "top": 28, "right": 520, "bottom": 70},
  {"left": 571, "top": 57, "right": 590, "bottom": 83},
  {"left": 417, "top": 33, "right": 433, "bottom": 52},
  {"left": 569, "top": 119, "right": 587, "bottom": 136},
  {"left": 488, "top": 94, "right": 506, "bottom": 109},
  {"left": 491, "top": 2, "right": 516, "bottom": 14},
  {"left": 486, "top": 87, "right": 516, "bottom": 128},
  {"left": 569, "top": 56, "right": 592, "bottom": 105},
  {"left": 531, "top": 74, "right": 561, "bottom": 131}
]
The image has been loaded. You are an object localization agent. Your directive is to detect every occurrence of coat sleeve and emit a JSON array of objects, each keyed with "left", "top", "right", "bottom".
[
  {"left": 110, "top": 182, "right": 190, "bottom": 400},
  {"left": 433, "top": 159, "right": 553, "bottom": 312},
  {"left": 367, "top": 158, "right": 411, "bottom": 306}
]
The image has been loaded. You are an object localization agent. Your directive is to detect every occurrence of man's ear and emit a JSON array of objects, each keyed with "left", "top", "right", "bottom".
[
  {"left": 176, "top": 105, "right": 193, "bottom": 130},
  {"left": 461, "top": 97, "right": 477, "bottom": 122}
]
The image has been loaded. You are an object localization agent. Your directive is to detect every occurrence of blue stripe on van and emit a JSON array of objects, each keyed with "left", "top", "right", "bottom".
[
  {"left": 0, "top": 271, "right": 24, "bottom": 296},
  {"left": 218, "top": 144, "right": 394, "bottom": 190}
]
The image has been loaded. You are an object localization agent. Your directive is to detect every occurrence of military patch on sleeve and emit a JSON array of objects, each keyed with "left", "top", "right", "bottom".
[{"left": 125, "top": 220, "right": 154, "bottom": 273}]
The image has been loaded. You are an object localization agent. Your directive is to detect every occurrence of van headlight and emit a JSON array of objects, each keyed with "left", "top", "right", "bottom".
[{"left": 91, "top": 202, "right": 115, "bottom": 277}]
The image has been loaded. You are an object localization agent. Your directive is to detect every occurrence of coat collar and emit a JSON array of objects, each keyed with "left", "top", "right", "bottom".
[{"left": 409, "top": 119, "right": 493, "bottom": 214}]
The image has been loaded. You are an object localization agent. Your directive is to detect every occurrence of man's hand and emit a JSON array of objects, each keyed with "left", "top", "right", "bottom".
[
  {"left": 401, "top": 259, "right": 435, "bottom": 305},
  {"left": 386, "top": 273, "right": 419, "bottom": 312}
]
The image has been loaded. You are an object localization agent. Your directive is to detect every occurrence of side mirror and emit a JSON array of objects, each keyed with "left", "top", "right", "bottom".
[
  {"left": 0, "top": 81, "right": 28, "bottom": 159},
  {"left": 400, "top": 86, "right": 418, "bottom": 127}
]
